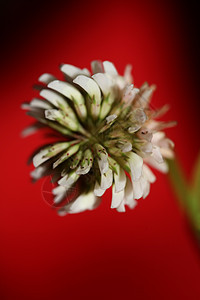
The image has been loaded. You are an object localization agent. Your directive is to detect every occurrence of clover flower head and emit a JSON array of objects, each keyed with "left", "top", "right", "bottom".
[{"left": 22, "top": 60, "right": 175, "bottom": 215}]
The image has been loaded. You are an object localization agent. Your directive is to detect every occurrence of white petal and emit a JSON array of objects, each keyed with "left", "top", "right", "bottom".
[
  {"left": 76, "top": 165, "right": 90, "bottom": 175},
  {"left": 140, "top": 176, "right": 150, "bottom": 199},
  {"left": 33, "top": 149, "right": 49, "bottom": 167},
  {"left": 124, "top": 179, "right": 134, "bottom": 203},
  {"left": 30, "top": 166, "right": 45, "bottom": 180},
  {"left": 21, "top": 123, "right": 44, "bottom": 137},
  {"left": 142, "top": 164, "right": 156, "bottom": 183},
  {"left": 114, "top": 167, "right": 126, "bottom": 193},
  {"left": 151, "top": 131, "right": 165, "bottom": 143},
  {"left": 103, "top": 61, "right": 118, "bottom": 76},
  {"left": 127, "top": 152, "right": 143, "bottom": 181},
  {"left": 73, "top": 75, "right": 101, "bottom": 104},
  {"left": 53, "top": 144, "right": 80, "bottom": 169},
  {"left": 92, "top": 73, "right": 114, "bottom": 98},
  {"left": 54, "top": 194, "right": 65, "bottom": 204},
  {"left": 151, "top": 146, "right": 164, "bottom": 163},
  {"left": 33, "top": 142, "right": 69, "bottom": 167},
  {"left": 52, "top": 186, "right": 67, "bottom": 204},
  {"left": 118, "top": 142, "right": 132, "bottom": 153},
  {"left": 116, "top": 200, "right": 126, "bottom": 212},
  {"left": 132, "top": 179, "right": 143, "bottom": 199},
  {"left": 123, "top": 85, "right": 139, "bottom": 105},
  {"left": 58, "top": 172, "right": 79, "bottom": 188},
  {"left": 91, "top": 60, "right": 104, "bottom": 74},
  {"left": 52, "top": 185, "right": 66, "bottom": 195},
  {"left": 61, "top": 64, "right": 90, "bottom": 79},
  {"left": 30, "top": 98, "right": 52, "bottom": 109},
  {"left": 38, "top": 73, "right": 57, "bottom": 84},
  {"left": 111, "top": 184, "right": 124, "bottom": 208},
  {"left": 76, "top": 149, "right": 93, "bottom": 175},
  {"left": 123, "top": 64, "right": 133, "bottom": 84},
  {"left": 144, "top": 157, "right": 169, "bottom": 173},
  {"left": 40, "top": 89, "right": 70, "bottom": 110},
  {"left": 160, "top": 148, "right": 174, "bottom": 159},
  {"left": 94, "top": 181, "right": 106, "bottom": 196},
  {"left": 47, "top": 80, "right": 87, "bottom": 121},
  {"left": 98, "top": 158, "right": 109, "bottom": 175},
  {"left": 67, "top": 191, "right": 99, "bottom": 214},
  {"left": 106, "top": 114, "right": 117, "bottom": 124},
  {"left": 48, "top": 80, "right": 85, "bottom": 105},
  {"left": 95, "top": 144, "right": 109, "bottom": 174},
  {"left": 44, "top": 109, "right": 60, "bottom": 121},
  {"left": 101, "top": 168, "right": 113, "bottom": 190}
]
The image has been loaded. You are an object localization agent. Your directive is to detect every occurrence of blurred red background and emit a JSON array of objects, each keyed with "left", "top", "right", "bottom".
[{"left": 1, "top": 0, "right": 200, "bottom": 299}]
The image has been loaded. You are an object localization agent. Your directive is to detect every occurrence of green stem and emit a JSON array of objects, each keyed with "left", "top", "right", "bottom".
[{"left": 168, "top": 155, "right": 200, "bottom": 239}]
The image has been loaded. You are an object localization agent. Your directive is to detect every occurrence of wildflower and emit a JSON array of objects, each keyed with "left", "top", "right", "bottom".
[{"left": 22, "top": 60, "right": 175, "bottom": 215}]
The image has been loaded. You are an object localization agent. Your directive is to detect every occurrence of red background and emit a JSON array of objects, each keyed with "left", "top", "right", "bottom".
[{"left": 1, "top": 0, "right": 200, "bottom": 299}]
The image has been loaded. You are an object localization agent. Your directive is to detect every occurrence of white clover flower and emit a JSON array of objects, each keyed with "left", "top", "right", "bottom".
[{"left": 22, "top": 60, "right": 175, "bottom": 215}]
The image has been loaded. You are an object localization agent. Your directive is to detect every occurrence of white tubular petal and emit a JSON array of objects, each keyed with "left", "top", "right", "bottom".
[
  {"left": 116, "top": 200, "right": 126, "bottom": 212},
  {"left": 52, "top": 185, "right": 66, "bottom": 195},
  {"left": 48, "top": 80, "right": 87, "bottom": 120},
  {"left": 33, "top": 149, "right": 50, "bottom": 167},
  {"left": 141, "top": 177, "right": 150, "bottom": 199},
  {"left": 45, "top": 109, "right": 59, "bottom": 121},
  {"left": 30, "top": 98, "right": 52, "bottom": 109},
  {"left": 160, "top": 148, "right": 174, "bottom": 159},
  {"left": 61, "top": 64, "right": 90, "bottom": 79},
  {"left": 21, "top": 103, "right": 30, "bottom": 110},
  {"left": 73, "top": 75, "right": 102, "bottom": 118},
  {"left": 40, "top": 89, "right": 70, "bottom": 110},
  {"left": 73, "top": 75, "right": 101, "bottom": 103},
  {"left": 151, "top": 146, "right": 164, "bottom": 163},
  {"left": 21, "top": 123, "right": 44, "bottom": 137},
  {"left": 48, "top": 80, "right": 84, "bottom": 104},
  {"left": 38, "top": 73, "right": 57, "bottom": 84},
  {"left": 132, "top": 179, "right": 143, "bottom": 199},
  {"left": 151, "top": 131, "right": 165, "bottom": 143},
  {"left": 52, "top": 186, "right": 67, "bottom": 204},
  {"left": 126, "top": 198, "right": 137, "bottom": 210},
  {"left": 103, "top": 61, "right": 118, "bottom": 76},
  {"left": 33, "top": 142, "right": 70, "bottom": 167},
  {"left": 145, "top": 157, "right": 169, "bottom": 173},
  {"left": 106, "top": 114, "right": 117, "bottom": 124},
  {"left": 76, "top": 165, "right": 90, "bottom": 175},
  {"left": 53, "top": 144, "right": 80, "bottom": 169},
  {"left": 92, "top": 73, "right": 114, "bottom": 99},
  {"left": 58, "top": 172, "right": 79, "bottom": 188},
  {"left": 111, "top": 184, "right": 124, "bottom": 208},
  {"left": 82, "top": 68, "right": 91, "bottom": 76},
  {"left": 95, "top": 144, "right": 109, "bottom": 174},
  {"left": 143, "top": 164, "right": 156, "bottom": 183},
  {"left": 91, "top": 60, "right": 104, "bottom": 74},
  {"left": 123, "top": 85, "right": 139, "bottom": 105},
  {"left": 101, "top": 168, "right": 113, "bottom": 190},
  {"left": 127, "top": 152, "right": 143, "bottom": 181},
  {"left": 123, "top": 64, "right": 133, "bottom": 84},
  {"left": 76, "top": 149, "right": 93, "bottom": 175},
  {"left": 45, "top": 108, "right": 81, "bottom": 133},
  {"left": 30, "top": 166, "right": 45, "bottom": 180},
  {"left": 67, "top": 191, "right": 99, "bottom": 214},
  {"left": 98, "top": 158, "right": 109, "bottom": 175},
  {"left": 94, "top": 181, "right": 106, "bottom": 196},
  {"left": 118, "top": 142, "right": 132, "bottom": 153},
  {"left": 54, "top": 194, "right": 65, "bottom": 204},
  {"left": 124, "top": 179, "right": 134, "bottom": 203},
  {"left": 114, "top": 168, "right": 126, "bottom": 193}
]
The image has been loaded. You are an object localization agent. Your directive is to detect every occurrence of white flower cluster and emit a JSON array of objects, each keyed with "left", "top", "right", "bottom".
[{"left": 22, "top": 60, "right": 175, "bottom": 215}]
